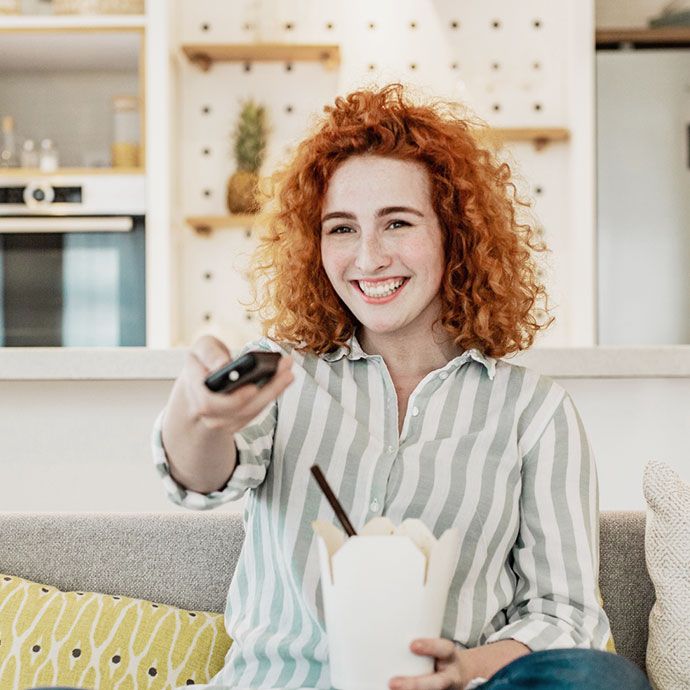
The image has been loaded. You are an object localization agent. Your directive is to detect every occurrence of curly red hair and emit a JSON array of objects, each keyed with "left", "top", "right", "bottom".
[{"left": 246, "top": 83, "right": 553, "bottom": 359}]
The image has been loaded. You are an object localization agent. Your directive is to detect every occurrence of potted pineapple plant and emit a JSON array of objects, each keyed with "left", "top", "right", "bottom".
[{"left": 226, "top": 99, "right": 269, "bottom": 214}]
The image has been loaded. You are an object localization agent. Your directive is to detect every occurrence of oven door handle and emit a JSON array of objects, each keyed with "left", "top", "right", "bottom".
[{"left": 0, "top": 217, "right": 134, "bottom": 233}]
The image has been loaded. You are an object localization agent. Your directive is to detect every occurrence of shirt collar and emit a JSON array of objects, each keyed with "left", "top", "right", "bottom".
[{"left": 323, "top": 332, "right": 496, "bottom": 380}]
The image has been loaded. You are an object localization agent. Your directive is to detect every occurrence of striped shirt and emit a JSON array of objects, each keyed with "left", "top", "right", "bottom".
[{"left": 152, "top": 332, "right": 612, "bottom": 690}]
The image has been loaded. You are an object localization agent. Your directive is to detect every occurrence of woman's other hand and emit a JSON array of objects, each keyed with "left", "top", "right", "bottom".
[
  {"left": 389, "top": 637, "right": 531, "bottom": 690},
  {"left": 389, "top": 638, "right": 465, "bottom": 690}
]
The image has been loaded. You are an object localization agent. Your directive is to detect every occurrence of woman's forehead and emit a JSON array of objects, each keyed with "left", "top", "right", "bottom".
[{"left": 323, "top": 155, "right": 432, "bottom": 209}]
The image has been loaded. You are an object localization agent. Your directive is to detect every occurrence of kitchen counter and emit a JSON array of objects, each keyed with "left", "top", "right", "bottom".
[{"left": 1, "top": 346, "right": 690, "bottom": 380}]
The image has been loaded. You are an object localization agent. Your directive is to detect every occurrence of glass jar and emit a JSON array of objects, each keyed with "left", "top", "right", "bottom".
[
  {"left": 39, "top": 139, "right": 59, "bottom": 172},
  {"left": 111, "top": 95, "right": 140, "bottom": 168}
]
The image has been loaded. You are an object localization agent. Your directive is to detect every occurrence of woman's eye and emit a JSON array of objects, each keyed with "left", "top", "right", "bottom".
[
  {"left": 388, "top": 220, "right": 409, "bottom": 229},
  {"left": 328, "top": 226, "right": 352, "bottom": 234}
]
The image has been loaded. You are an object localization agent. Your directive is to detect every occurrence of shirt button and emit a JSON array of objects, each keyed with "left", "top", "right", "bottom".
[
  {"left": 387, "top": 445, "right": 395, "bottom": 453},
  {"left": 439, "top": 372, "right": 449, "bottom": 380},
  {"left": 370, "top": 498, "right": 380, "bottom": 512},
  {"left": 412, "top": 407, "right": 419, "bottom": 416}
]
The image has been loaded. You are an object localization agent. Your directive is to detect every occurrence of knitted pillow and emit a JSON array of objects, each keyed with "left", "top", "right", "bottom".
[
  {"left": 643, "top": 459, "right": 690, "bottom": 690},
  {"left": 0, "top": 573, "right": 232, "bottom": 690}
]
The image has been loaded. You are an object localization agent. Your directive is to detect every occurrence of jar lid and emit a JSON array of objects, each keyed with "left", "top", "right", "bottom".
[{"left": 112, "top": 95, "right": 139, "bottom": 111}]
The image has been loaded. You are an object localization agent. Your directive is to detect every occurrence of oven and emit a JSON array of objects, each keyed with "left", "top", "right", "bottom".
[{"left": 0, "top": 175, "right": 146, "bottom": 347}]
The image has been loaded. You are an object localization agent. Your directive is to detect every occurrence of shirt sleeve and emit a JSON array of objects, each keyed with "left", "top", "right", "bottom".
[
  {"left": 483, "top": 390, "right": 612, "bottom": 651},
  {"left": 151, "top": 337, "right": 279, "bottom": 511}
]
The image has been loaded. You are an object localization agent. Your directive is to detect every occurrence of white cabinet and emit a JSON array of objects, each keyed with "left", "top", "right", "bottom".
[
  {"left": 0, "top": 5, "right": 175, "bottom": 348},
  {"left": 596, "top": 31, "right": 690, "bottom": 345}
]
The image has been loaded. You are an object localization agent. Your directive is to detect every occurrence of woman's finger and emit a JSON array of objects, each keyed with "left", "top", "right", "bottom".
[
  {"left": 190, "top": 335, "right": 231, "bottom": 373},
  {"left": 229, "top": 360, "right": 294, "bottom": 418},
  {"left": 410, "top": 638, "right": 456, "bottom": 662},
  {"left": 388, "top": 669, "right": 455, "bottom": 690}
]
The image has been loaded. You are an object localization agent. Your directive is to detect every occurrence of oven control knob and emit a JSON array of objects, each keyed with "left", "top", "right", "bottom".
[{"left": 23, "top": 182, "right": 55, "bottom": 207}]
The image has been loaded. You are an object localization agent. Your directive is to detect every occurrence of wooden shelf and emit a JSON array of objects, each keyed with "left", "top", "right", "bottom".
[
  {"left": 0, "top": 15, "right": 146, "bottom": 31},
  {"left": 186, "top": 214, "right": 258, "bottom": 234},
  {"left": 0, "top": 167, "right": 145, "bottom": 177},
  {"left": 596, "top": 27, "right": 690, "bottom": 49},
  {"left": 475, "top": 127, "right": 570, "bottom": 150},
  {"left": 0, "top": 23, "right": 143, "bottom": 71},
  {"left": 181, "top": 43, "right": 340, "bottom": 72}
]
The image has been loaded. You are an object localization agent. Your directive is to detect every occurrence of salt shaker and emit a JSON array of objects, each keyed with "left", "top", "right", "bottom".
[{"left": 21, "top": 139, "right": 40, "bottom": 169}]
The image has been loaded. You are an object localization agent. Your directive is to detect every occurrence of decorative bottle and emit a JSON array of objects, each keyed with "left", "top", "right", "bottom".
[{"left": 0, "top": 116, "right": 18, "bottom": 168}]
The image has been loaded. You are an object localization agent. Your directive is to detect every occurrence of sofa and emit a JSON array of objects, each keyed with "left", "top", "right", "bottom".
[{"left": 0, "top": 510, "right": 653, "bottom": 678}]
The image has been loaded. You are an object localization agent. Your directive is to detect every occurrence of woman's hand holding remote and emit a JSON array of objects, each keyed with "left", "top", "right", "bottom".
[
  {"left": 161, "top": 335, "right": 294, "bottom": 494},
  {"left": 188, "top": 335, "right": 294, "bottom": 433}
]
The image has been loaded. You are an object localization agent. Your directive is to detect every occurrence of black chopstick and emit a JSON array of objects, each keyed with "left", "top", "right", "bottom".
[{"left": 310, "top": 465, "right": 358, "bottom": 537}]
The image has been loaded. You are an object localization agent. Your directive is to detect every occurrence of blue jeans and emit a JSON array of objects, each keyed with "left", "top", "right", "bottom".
[
  {"left": 28, "top": 650, "right": 653, "bottom": 690},
  {"left": 482, "top": 648, "right": 652, "bottom": 689}
]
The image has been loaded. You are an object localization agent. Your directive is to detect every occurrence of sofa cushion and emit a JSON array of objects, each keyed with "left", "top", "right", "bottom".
[
  {"left": 644, "top": 459, "right": 690, "bottom": 690},
  {"left": 0, "top": 572, "right": 232, "bottom": 690},
  {"left": 0, "top": 512, "right": 246, "bottom": 614}
]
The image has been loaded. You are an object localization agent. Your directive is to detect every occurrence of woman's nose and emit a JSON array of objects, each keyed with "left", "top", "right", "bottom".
[{"left": 354, "top": 234, "right": 391, "bottom": 273}]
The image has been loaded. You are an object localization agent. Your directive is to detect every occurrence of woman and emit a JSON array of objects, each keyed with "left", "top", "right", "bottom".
[{"left": 35, "top": 84, "right": 650, "bottom": 690}]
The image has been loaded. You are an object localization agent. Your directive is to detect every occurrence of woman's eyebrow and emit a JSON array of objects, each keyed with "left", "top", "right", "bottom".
[{"left": 321, "top": 206, "right": 424, "bottom": 223}]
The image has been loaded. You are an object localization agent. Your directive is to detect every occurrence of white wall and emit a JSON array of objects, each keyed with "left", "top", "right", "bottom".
[
  {"left": 1, "top": 374, "right": 688, "bottom": 513},
  {"left": 563, "top": 377, "right": 690, "bottom": 509}
]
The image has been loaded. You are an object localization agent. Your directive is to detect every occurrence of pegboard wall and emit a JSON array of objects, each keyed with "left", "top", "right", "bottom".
[{"left": 171, "top": 0, "right": 593, "bottom": 351}]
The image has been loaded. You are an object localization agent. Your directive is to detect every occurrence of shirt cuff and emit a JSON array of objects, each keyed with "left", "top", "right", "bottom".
[
  {"left": 151, "top": 408, "right": 255, "bottom": 510},
  {"left": 483, "top": 618, "right": 580, "bottom": 652}
]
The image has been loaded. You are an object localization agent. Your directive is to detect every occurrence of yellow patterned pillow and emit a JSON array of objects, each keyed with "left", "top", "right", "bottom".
[
  {"left": 0, "top": 573, "right": 232, "bottom": 690},
  {"left": 597, "top": 589, "right": 617, "bottom": 654}
]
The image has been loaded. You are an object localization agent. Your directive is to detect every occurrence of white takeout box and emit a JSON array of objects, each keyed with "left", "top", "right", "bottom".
[{"left": 313, "top": 517, "right": 460, "bottom": 690}]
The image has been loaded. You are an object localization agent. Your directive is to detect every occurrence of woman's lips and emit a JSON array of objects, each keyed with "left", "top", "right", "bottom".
[{"left": 350, "top": 277, "right": 409, "bottom": 304}]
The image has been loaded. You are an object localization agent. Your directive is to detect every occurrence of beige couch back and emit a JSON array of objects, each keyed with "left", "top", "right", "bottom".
[{"left": 0, "top": 511, "right": 653, "bottom": 675}]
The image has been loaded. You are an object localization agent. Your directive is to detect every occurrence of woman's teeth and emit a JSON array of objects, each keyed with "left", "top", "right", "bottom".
[{"left": 358, "top": 278, "right": 406, "bottom": 298}]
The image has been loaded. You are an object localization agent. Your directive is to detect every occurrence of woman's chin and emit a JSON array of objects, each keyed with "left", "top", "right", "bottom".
[{"left": 355, "top": 320, "right": 409, "bottom": 337}]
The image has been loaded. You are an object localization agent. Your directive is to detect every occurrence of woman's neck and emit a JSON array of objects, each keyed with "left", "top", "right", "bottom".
[{"left": 357, "top": 325, "right": 463, "bottom": 381}]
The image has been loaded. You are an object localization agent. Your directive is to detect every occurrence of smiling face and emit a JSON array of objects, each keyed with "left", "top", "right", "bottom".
[{"left": 320, "top": 154, "right": 446, "bottom": 348}]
